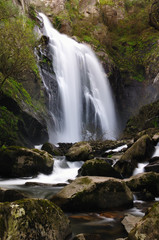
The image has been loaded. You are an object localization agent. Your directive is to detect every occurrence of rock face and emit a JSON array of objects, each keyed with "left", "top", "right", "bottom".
[
  {"left": 79, "top": 158, "right": 121, "bottom": 178},
  {"left": 0, "top": 146, "right": 54, "bottom": 177},
  {"left": 114, "top": 135, "right": 154, "bottom": 178},
  {"left": 0, "top": 199, "right": 71, "bottom": 240},
  {"left": 128, "top": 202, "right": 159, "bottom": 240},
  {"left": 124, "top": 172, "right": 159, "bottom": 199},
  {"left": 51, "top": 176, "right": 133, "bottom": 211},
  {"left": 66, "top": 142, "right": 92, "bottom": 161}
]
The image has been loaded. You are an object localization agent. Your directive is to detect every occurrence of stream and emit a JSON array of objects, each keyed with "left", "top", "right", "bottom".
[{"left": 0, "top": 144, "right": 158, "bottom": 239}]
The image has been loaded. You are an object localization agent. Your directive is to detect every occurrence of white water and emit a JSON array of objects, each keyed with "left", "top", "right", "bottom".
[
  {"left": 152, "top": 143, "right": 159, "bottom": 157},
  {"left": 0, "top": 157, "right": 83, "bottom": 186},
  {"left": 39, "top": 13, "right": 118, "bottom": 143},
  {"left": 105, "top": 144, "right": 128, "bottom": 153}
]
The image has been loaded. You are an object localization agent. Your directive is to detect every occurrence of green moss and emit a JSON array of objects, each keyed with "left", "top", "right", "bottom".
[
  {"left": 105, "top": 0, "right": 159, "bottom": 82},
  {"left": 77, "top": 177, "right": 92, "bottom": 185},
  {"left": 0, "top": 106, "right": 18, "bottom": 147},
  {"left": 99, "top": 0, "right": 115, "bottom": 6}
]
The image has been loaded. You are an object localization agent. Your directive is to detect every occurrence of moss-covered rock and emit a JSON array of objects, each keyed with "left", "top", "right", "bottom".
[
  {"left": 41, "top": 142, "right": 62, "bottom": 156},
  {"left": 66, "top": 142, "right": 92, "bottom": 161},
  {"left": 50, "top": 176, "right": 133, "bottom": 211},
  {"left": 0, "top": 81, "right": 49, "bottom": 148},
  {"left": 124, "top": 172, "right": 159, "bottom": 198},
  {"left": 128, "top": 202, "right": 159, "bottom": 240},
  {"left": 123, "top": 100, "right": 159, "bottom": 139},
  {"left": 114, "top": 135, "right": 154, "bottom": 178},
  {"left": 0, "top": 146, "right": 54, "bottom": 177},
  {"left": 79, "top": 158, "right": 121, "bottom": 178},
  {"left": 0, "top": 199, "right": 71, "bottom": 240}
]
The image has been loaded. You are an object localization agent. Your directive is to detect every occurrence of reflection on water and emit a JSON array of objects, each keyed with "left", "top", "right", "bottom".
[{"left": 68, "top": 211, "right": 127, "bottom": 240}]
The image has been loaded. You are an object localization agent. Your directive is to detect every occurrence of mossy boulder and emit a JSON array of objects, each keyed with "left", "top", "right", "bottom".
[
  {"left": 0, "top": 199, "right": 71, "bottom": 240},
  {"left": 114, "top": 135, "right": 154, "bottom": 178},
  {"left": 41, "top": 142, "right": 62, "bottom": 156},
  {"left": 128, "top": 202, "right": 159, "bottom": 240},
  {"left": 50, "top": 176, "right": 133, "bottom": 211},
  {"left": 124, "top": 172, "right": 159, "bottom": 199},
  {"left": 65, "top": 142, "right": 92, "bottom": 161},
  {"left": 0, "top": 188, "right": 27, "bottom": 202},
  {"left": 0, "top": 146, "right": 54, "bottom": 177},
  {"left": 79, "top": 158, "right": 121, "bottom": 178},
  {"left": 120, "top": 135, "right": 154, "bottom": 162}
]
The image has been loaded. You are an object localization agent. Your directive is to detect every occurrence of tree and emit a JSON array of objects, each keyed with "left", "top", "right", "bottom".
[{"left": 0, "top": 0, "right": 38, "bottom": 91}]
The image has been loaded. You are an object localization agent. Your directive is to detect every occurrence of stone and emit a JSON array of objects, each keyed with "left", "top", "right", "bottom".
[
  {"left": 0, "top": 199, "right": 71, "bottom": 240},
  {"left": 120, "top": 135, "right": 154, "bottom": 162},
  {"left": 114, "top": 135, "right": 155, "bottom": 178},
  {"left": 121, "top": 214, "right": 142, "bottom": 233},
  {"left": 65, "top": 142, "right": 92, "bottom": 161},
  {"left": 50, "top": 176, "right": 133, "bottom": 211},
  {"left": 0, "top": 188, "right": 27, "bottom": 202},
  {"left": 128, "top": 202, "right": 159, "bottom": 240},
  {"left": 0, "top": 146, "right": 54, "bottom": 178},
  {"left": 72, "top": 233, "right": 101, "bottom": 240},
  {"left": 145, "top": 160, "right": 159, "bottom": 173},
  {"left": 41, "top": 142, "right": 62, "bottom": 156},
  {"left": 124, "top": 172, "right": 159, "bottom": 198},
  {"left": 78, "top": 158, "right": 121, "bottom": 178}
]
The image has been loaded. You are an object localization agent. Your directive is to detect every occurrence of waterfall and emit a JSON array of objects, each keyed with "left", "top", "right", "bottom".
[{"left": 39, "top": 13, "right": 118, "bottom": 143}]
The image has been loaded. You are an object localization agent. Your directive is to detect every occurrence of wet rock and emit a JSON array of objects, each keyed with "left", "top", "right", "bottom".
[
  {"left": 0, "top": 199, "right": 71, "bottom": 240},
  {"left": 114, "top": 135, "right": 154, "bottom": 178},
  {"left": 0, "top": 146, "right": 54, "bottom": 178},
  {"left": 121, "top": 135, "right": 154, "bottom": 162},
  {"left": 72, "top": 233, "right": 101, "bottom": 240},
  {"left": 152, "top": 132, "right": 159, "bottom": 144},
  {"left": 0, "top": 188, "right": 27, "bottom": 202},
  {"left": 66, "top": 142, "right": 92, "bottom": 161},
  {"left": 114, "top": 158, "right": 137, "bottom": 179},
  {"left": 58, "top": 143, "right": 73, "bottom": 155},
  {"left": 41, "top": 142, "right": 62, "bottom": 156},
  {"left": 50, "top": 176, "right": 133, "bottom": 211},
  {"left": 121, "top": 214, "right": 142, "bottom": 233},
  {"left": 128, "top": 202, "right": 159, "bottom": 240},
  {"left": 124, "top": 172, "right": 159, "bottom": 198},
  {"left": 145, "top": 159, "right": 159, "bottom": 173},
  {"left": 78, "top": 158, "right": 121, "bottom": 178}
]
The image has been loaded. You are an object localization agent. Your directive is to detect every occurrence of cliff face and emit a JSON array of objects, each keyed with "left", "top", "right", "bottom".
[{"left": 28, "top": 0, "right": 159, "bottom": 129}]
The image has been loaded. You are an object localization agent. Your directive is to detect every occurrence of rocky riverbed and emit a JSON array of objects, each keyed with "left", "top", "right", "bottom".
[{"left": 0, "top": 130, "right": 159, "bottom": 239}]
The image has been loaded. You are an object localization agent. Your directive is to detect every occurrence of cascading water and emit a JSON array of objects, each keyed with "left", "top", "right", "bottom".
[{"left": 39, "top": 13, "right": 118, "bottom": 143}]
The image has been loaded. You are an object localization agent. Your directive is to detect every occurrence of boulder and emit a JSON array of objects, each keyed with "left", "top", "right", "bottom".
[
  {"left": 114, "top": 135, "right": 155, "bottom": 178},
  {"left": 65, "top": 142, "right": 92, "bottom": 161},
  {"left": 114, "top": 158, "right": 137, "bottom": 178},
  {"left": 0, "top": 146, "right": 54, "bottom": 178},
  {"left": 78, "top": 158, "right": 121, "bottom": 178},
  {"left": 120, "top": 135, "right": 154, "bottom": 162},
  {"left": 41, "top": 142, "right": 62, "bottom": 156},
  {"left": 121, "top": 214, "right": 142, "bottom": 234},
  {"left": 50, "top": 176, "right": 133, "bottom": 211},
  {"left": 145, "top": 160, "right": 159, "bottom": 173},
  {"left": 0, "top": 188, "right": 27, "bottom": 202},
  {"left": 128, "top": 202, "right": 159, "bottom": 240},
  {"left": 0, "top": 199, "right": 71, "bottom": 240},
  {"left": 124, "top": 172, "right": 159, "bottom": 198}
]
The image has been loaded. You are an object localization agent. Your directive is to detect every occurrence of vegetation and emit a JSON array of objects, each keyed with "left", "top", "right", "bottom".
[
  {"left": 105, "top": 0, "right": 159, "bottom": 82},
  {"left": 0, "top": 106, "right": 18, "bottom": 146},
  {"left": 0, "top": 0, "right": 38, "bottom": 91}
]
